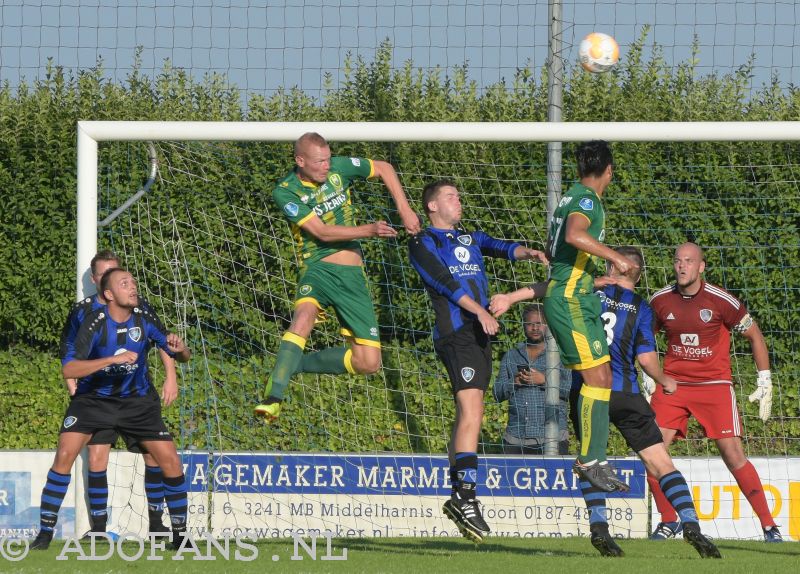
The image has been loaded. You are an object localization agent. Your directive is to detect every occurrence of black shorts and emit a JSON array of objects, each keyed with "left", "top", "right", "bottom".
[
  {"left": 434, "top": 321, "right": 492, "bottom": 394},
  {"left": 569, "top": 389, "right": 663, "bottom": 453},
  {"left": 88, "top": 429, "right": 145, "bottom": 453},
  {"left": 61, "top": 392, "right": 173, "bottom": 444}
]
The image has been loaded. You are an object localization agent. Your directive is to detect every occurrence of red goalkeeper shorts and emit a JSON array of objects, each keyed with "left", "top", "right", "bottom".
[{"left": 650, "top": 383, "right": 742, "bottom": 440}]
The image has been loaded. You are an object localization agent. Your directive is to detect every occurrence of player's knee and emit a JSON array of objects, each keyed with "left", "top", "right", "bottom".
[{"left": 354, "top": 354, "right": 381, "bottom": 375}]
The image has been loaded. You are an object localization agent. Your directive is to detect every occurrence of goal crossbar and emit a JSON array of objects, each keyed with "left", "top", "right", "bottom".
[{"left": 76, "top": 120, "right": 800, "bottom": 297}]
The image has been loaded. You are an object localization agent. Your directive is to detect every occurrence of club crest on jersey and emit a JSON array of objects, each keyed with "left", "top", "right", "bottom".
[
  {"left": 454, "top": 246, "right": 471, "bottom": 263},
  {"left": 329, "top": 174, "right": 342, "bottom": 189},
  {"left": 592, "top": 340, "right": 602, "bottom": 355},
  {"left": 299, "top": 284, "right": 312, "bottom": 296},
  {"left": 128, "top": 327, "right": 142, "bottom": 342},
  {"left": 579, "top": 197, "right": 594, "bottom": 211},
  {"left": 700, "top": 309, "right": 713, "bottom": 323},
  {"left": 284, "top": 202, "right": 299, "bottom": 217},
  {"left": 63, "top": 416, "right": 77, "bottom": 429},
  {"left": 457, "top": 234, "right": 472, "bottom": 246},
  {"left": 461, "top": 367, "right": 475, "bottom": 382}
]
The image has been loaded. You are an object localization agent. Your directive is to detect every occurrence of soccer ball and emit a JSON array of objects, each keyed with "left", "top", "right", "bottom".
[{"left": 578, "top": 32, "right": 619, "bottom": 73}]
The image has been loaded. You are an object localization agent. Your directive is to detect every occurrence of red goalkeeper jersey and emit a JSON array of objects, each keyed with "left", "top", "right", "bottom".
[{"left": 649, "top": 281, "right": 753, "bottom": 385}]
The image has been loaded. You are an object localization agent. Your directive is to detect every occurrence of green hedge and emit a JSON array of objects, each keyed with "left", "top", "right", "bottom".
[{"left": 0, "top": 38, "right": 798, "bottom": 454}]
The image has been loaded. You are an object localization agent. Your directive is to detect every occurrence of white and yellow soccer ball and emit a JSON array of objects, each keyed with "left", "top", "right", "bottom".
[{"left": 578, "top": 32, "right": 620, "bottom": 73}]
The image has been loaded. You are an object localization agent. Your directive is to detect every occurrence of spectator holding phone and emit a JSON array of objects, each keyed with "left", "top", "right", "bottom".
[{"left": 493, "top": 304, "right": 572, "bottom": 454}]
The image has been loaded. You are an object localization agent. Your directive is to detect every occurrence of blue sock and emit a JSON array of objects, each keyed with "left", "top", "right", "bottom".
[
  {"left": 580, "top": 479, "right": 608, "bottom": 526},
  {"left": 449, "top": 466, "right": 459, "bottom": 498},
  {"left": 87, "top": 470, "right": 108, "bottom": 530},
  {"left": 659, "top": 470, "right": 698, "bottom": 524},
  {"left": 40, "top": 469, "right": 71, "bottom": 533},
  {"left": 454, "top": 452, "right": 478, "bottom": 500},
  {"left": 144, "top": 465, "right": 165, "bottom": 526},
  {"left": 162, "top": 474, "right": 188, "bottom": 530}
]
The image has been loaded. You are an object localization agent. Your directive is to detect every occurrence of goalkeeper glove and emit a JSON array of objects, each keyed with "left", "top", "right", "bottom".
[
  {"left": 640, "top": 371, "right": 656, "bottom": 403},
  {"left": 747, "top": 370, "right": 773, "bottom": 422}
]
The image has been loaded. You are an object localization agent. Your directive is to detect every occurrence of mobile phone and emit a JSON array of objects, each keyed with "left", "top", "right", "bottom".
[{"left": 517, "top": 365, "right": 530, "bottom": 373}]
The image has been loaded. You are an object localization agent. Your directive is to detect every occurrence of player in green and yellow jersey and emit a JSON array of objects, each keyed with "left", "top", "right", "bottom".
[
  {"left": 255, "top": 132, "right": 420, "bottom": 422},
  {"left": 544, "top": 140, "right": 639, "bottom": 492}
]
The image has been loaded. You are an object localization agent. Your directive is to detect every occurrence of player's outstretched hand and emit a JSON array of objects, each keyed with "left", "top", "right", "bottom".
[
  {"left": 111, "top": 350, "right": 138, "bottom": 365},
  {"left": 516, "top": 247, "right": 549, "bottom": 264},
  {"left": 748, "top": 370, "right": 773, "bottom": 422},
  {"left": 167, "top": 333, "right": 188, "bottom": 355},
  {"left": 162, "top": 377, "right": 178, "bottom": 406},
  {"left": 614, "top": 254, "right": 640, "bottom": 276},
  {"left": 489, "top": 294, "right": 512, "bottom": 318},
  {"left": 593, "top": 276, "right": 619, "bottom": 289},
  {"left": 477, "top": 309, "right": 499, "bottom": 336},
  {"left": 371, "top": 221, "right": 398, "bottom": 238},
  {"left": 399, "top": 208, "right": 422, "bottom": 235},
  {"left": 659, "top": 374, "right": 677, "bottom": 395}
]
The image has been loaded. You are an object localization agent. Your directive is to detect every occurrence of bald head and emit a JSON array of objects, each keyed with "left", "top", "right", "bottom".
[
  {"left": 293, "top": 132, "right": 331, "bottom": 184},
  {"left": 673, "top": 242, "right": 706, "bottom": 293}
]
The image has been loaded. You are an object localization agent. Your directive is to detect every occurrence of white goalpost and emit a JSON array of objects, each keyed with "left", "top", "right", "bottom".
[{"left": 73, "top": 121, "right": 800, "bottom": 542}]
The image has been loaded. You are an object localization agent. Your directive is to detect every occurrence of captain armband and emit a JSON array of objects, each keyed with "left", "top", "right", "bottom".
[{"left": 733, "top": 313, "right": 754, "bottom": 334}]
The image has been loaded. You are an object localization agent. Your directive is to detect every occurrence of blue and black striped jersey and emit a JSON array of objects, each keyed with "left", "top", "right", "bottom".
[
  {"left": 59, "top": 294, "right": 167, "bottom": 361},
  {"left": 597, "top": 284, "right": 657, "bottom": 393},
  {"left": 408, "top": 227, "right": 520, "bottom": 340},
  {"left": 62, "top": 305, "right": 175, "bottom": 398}
]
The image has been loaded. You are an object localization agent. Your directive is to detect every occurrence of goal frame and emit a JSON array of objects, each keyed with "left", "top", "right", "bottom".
[{"left": 75, "top": 120, "right": 800, "bottom": 298}]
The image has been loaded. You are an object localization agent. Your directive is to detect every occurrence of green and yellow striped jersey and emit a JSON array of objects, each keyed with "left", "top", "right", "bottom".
[
  {"left": 272, "top": 156, "right": 374, "bottom": 266},
  {"left": 546, "top": 182, "right": 606, "bottom": 298}
]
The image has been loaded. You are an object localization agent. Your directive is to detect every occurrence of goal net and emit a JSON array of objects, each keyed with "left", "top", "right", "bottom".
[{"left": 78, "top": 122, "right": 800, "bottom": 541}]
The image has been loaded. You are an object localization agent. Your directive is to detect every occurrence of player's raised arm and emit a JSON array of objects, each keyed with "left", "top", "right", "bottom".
[
  {"left": 371, "top": 160, "right": 421, "bottom": 235},
  {"left": 564, "top": 213, "right": 638, "bottom": 274}
]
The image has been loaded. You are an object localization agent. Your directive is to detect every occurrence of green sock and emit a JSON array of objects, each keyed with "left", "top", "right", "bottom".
[
  {"left": 268, "top": 334, "right": 305, "bottom": 400},
  {"left": 577, "top": 385, "right": 611, "bottom": 464},
  {"left": 299, "top": 347, "right": 351, "bottom": 375}
]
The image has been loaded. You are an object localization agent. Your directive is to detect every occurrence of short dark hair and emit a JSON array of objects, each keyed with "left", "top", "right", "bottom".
[
  {"left": 90, "top": 250, "right": 121, "bottom": 275},
  {"left": 99, "top": 267, "right": 125, "bottom": 296},
  {"left": 522, "top": 303, "right": 544, "bottom": 322},
  {"left": 421, "top": 179, "right": 456, "bottom": 215},
  {"left": 294, "top": 132, "right": 328, "bottom": 157},
  {"left": 575, "top": 140, "right": 613, "bottom": 179},
  {"left": 614, "top": 246, "right": 644, "bottom": 282}
]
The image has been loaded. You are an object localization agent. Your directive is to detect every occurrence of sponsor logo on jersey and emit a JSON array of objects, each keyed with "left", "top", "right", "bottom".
[
  {"left": 128, "top": 327, "right": 142, "bottom": 342},
  {"left": 299, "top": 284, "right": 312, "bottom": 296},
  {"left": 313, "top": 193, "right": 347, "bottom": 216},
  {"left": 454, "top": 246, "right": 471, "bottom": 263},
  {"left": 592, "top": 340, "right": 602, "bottom": 355},
  {"left": 284, "top": 202, "right": 299, "bottom": 217},
  {"left": 63, "top": 416, "right": 77, "bottom": 429},
  {"left": 116, "top": 328, "right": 128, "bottom": 334},
  {"left": 700, "top": 309, "right": 713, "bottom": 323},
  {"left": 350, "top": 158, "right": 361, "bottom": 166},
  {"left": 461, "top": 367, "right": 475, "bottom": 382},
  {"left": 579, "top": 197, "right": 594, "bottom": 211},
  {"left": 680, "top": 333, "right": 699, "bottom": 346},
  {"left": 370, "top": 327, "right": 378, "bottom": 337},
  {"left": 557, "top": 196, "right": 573, "bottom": 208},
  {"left": 457, "top": 234, "right": 472, "bottom": 246},
  {"left": 300, "top": 195, "right": 309, "bottom": 203},
  {"left": 666, "top": 312, "right": 675, "bottom": 320}
]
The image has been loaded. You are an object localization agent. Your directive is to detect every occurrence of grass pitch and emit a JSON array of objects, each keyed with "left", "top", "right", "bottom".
[{"left": 3, "top": 537, "right": 798, "bottom": 573}]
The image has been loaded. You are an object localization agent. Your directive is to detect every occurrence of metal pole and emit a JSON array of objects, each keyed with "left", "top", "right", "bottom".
[{"left": 544, "top": 0, "right": 564, "bottom": 455}]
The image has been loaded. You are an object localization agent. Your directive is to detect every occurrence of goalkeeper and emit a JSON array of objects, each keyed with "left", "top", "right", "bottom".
[
  {"left": 490, "top": 247, "right": 720, "bottom": 559},
  {"left": 646, "top": 242, "right": 781, "bottom": 542},
  {"left": 255, "top": 132, "right": 420, "bottom": 422}
]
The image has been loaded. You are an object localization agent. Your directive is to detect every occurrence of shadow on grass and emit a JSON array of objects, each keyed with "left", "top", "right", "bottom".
[{"left": 341, "top": 537, "right": 584, "bottom": 557}]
